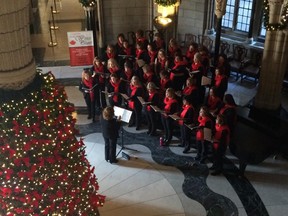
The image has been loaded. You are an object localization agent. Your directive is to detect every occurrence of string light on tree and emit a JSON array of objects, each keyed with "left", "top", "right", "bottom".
[{"left": 0, "top": 71, "right": 105, "bottom": 215}]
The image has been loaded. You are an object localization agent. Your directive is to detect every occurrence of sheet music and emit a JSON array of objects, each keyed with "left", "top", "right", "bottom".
[
  {"left": 203, "top": 128, "right": 212, "bottom": 142},
  {"left": 82, "top": 83, "right": 98, "bottom": 91},
  {"left": 169, "top": 114, "right": 182, "bottom": 121},
  {"left": 150, "top": 105, "right": 164, "bottom": 113},
  {"left": 201, "top": 76, "right": 211, "bottom": 86},
  {"left": 189, "top": 70, "right": 200, "bottom": 77},
  {"left": 120, "top": 93, "right": 129, "bottom": 100},
  {"left": 185, "top": 124, "right": 199, "bottom": 131},
  {"left": 113, "top": 106, "right": 132, "bottom": 123},
  {"left": 137, "top": 96, "right": 151, "bottom": 105}
]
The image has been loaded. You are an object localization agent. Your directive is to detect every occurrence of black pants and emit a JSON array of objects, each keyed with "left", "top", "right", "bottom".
[
  {"left": 212, "top": 143, "right": 227, "bottom": 171},
  {"left": 180, "top": 125, "right": 191, "bottom": 148},
  {"left": 104, "top": 137, "right": 117, "bottom": 162},
  {"left": 196, "top": 140, "right": 210, "bottom": 161},
  {"left": 146, "top": 109, "right": 157, "bottom": 134},
  {"left": 97, "top": 84, "right": 107, "bottom": 108},
  {"left": 84, "top": 96, "right": 96, "bottom": 119},
  {"left": 161, "top": 116, "right": 174, "bottom": 141}
]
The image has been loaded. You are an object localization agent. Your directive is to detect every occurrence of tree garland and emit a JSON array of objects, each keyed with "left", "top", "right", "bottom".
[
  {"left": 155, "top": 0, "right": 178, "bottom": 7},
  {"left": 263, "top": 0, "right": 288, "bottom": 31}
]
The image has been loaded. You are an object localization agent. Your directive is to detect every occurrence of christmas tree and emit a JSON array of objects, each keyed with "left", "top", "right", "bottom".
[{"left": 0, "top": 71, "right": 105, "bottom": 215}]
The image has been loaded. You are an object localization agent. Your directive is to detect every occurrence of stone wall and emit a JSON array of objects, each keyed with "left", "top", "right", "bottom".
[
  {"left": 102, "top": 0, "right": 150, "bottom": 44},
  {"left": 102, "top": 0, "right": 207, "bottom": 46},
  {"left": 177, "top": 0, "right": 206, "bottom": 43}
]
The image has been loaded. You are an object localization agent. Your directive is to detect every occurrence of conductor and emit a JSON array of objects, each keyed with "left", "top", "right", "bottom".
[{"left": 101, "top": 106, "right": 121, "bottom": 164}]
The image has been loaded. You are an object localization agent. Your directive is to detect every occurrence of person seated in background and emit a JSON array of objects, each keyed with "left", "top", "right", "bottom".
[
  {"left": 177, "top": 96, "right": 196, "bottom": 153},
  {"left": 79, "top": 69, "right": 97, "bottom": 122},
  {"left": 107, "top": 73, "right": 126, "bottom": 107},
  {"left": 145, "top": 82, "right": 161, "bottom": 136},
  {"left": 101, "top": 106, "right": 121, "bottom": 164},
  {"left": 210, "top": 114, "right": 230, "bottom": 175},
  {"left": 161, "top": 88, "right": 179, "bottom": 146},
  {"left": 127, "top": 76, "right": 145, "bottom": 130}
]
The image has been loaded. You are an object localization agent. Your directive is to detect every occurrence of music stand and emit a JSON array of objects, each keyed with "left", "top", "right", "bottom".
[{"left": 114, "top": 106, "right": 138, "bottom": 160}]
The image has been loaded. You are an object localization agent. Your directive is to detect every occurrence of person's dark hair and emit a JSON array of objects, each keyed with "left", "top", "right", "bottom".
[
  {"left": 117, "top": 33, "right": 125, "bottom": 39},
  {"left": 183, "top": 95, "right": 192, "bottom": 104},
  {"left": 124, "top": 60, "right": 133, "bottom": 69},
  {"left": 136, "top": 29, "right": 144, "bottom": 37},
  {"left": 223, "top": 94, "right": 237, "bottom": 106}
]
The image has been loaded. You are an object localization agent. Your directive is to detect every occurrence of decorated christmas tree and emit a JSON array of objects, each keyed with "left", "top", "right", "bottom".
[
  {"left": 0, "top": 72, "right": 105, "bottom": 215},
  {"left": 0, "top": 1, "right": 104, "bottom": 215}
]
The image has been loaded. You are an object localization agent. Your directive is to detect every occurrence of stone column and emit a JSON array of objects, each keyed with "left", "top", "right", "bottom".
[
  {"left": 205, "top": 0, "right": 215, "bottom": 35},
  {"left": 0, "top": 0, "right": 36, "bottom": 90},
  {"left": 254, "top": 0, "right": 288, "bottom": 110},
  {"left": 213, "top": 0, "right": 227, "bottom": 64}
]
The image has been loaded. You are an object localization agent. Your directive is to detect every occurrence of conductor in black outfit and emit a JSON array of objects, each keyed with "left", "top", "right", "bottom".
[{"left": 101, "top": 106, "right": 121, "bottom": 164}]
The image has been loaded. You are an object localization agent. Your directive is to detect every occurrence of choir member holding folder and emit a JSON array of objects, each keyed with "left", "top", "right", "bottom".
[
  {"left": 161, "top": 88, "right": 179, "bottom": 146},
  {"left": 144, "top": 82, "right": 160, "bottom": 136},
  {"left": 79, "top": 70, "right": 97, "bottom": 122},
  {"left": 195, "top": 106, "right": 214, "bottom": 163},
  {"left": 177, "top": 96, "right": 196, "bottom": 153},
  {"left": 91, "top": 56, "right": 107, "bottom": 109},
  {"left": 127, "top": 76, "right": 144, "bottom": 130},
  {"left": 106, "top": 73, "right": 126, "bottom": 107}
]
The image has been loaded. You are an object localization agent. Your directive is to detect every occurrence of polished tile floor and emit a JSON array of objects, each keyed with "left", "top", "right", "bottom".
[{"left": 33, "top": 0, "right": 288, "bottom": 215}]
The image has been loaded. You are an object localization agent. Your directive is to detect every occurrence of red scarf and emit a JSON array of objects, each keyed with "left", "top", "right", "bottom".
[
  {"left": 183, "top": 86, "right": 197, "bottom": 96},
  {"left": 170, "top": 61, "right": 186, "bottom": 80},
  {"left": 147, "top": 91, "right": 156, "bottom": 111},
  {"left": 215, "top": 74, "right": 226, "bottom": 88},
  {"left": 196, "top": 116, "right": 212, "bottom": 141},
  {"left": 124, "top": 47, "right": 132, "bottom": 56},
  {"left": 106, "top": 52, "right": 115, "bottom": 59},
  {"left": 186, "top": 50, "right": 196, "bottom": 63},
  {"left": 191, "top": 62, "right": 202, "bottom": 72},
  {"left": 163, "top": 97, "right": 178, "bottom": 114},
  {"left": 213, "top": 124, "right": 230, "bottom": 150},
  {"left": 179, "top": 104, "right": 193, "bottom": 125},
  {"left": 136, "top": 49, "right": 144, "bottom": 59},
  {"left": 94, "top": 64, "right": 105, "bottom": 84},
  {"left": 158, "top": 57, "right": 166, "bottom": 70},
  {"left": 219, "top": 104, "right": 236, "bottom": 115},
  {"left": 208, "top": 95, "right": 221, "bottom": 110},
  {"left": 148, "top": 51, "right": 157, "bottom": 63},
  {"left": 143, "top": 72, "right": 153, "bottom": 83},
  {"left": 160, "top": 78, "right": 170, "bottom": 90},
  {"left": 83, "top": 78, "right": 94, "bottom": 101},
  {"left": 128, "top": 85, "right": 141, "bottom": 109},
  {"left": 109, "top": 67, "right": 119, "bottom": 74},
  {"left": 110, "top": 80, "right": 120, "bottom": 102}
]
